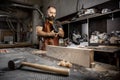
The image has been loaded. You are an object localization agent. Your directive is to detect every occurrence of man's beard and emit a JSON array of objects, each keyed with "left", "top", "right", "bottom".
[{"left": 47, "top": 16, "right": 55, "bottom": 21}]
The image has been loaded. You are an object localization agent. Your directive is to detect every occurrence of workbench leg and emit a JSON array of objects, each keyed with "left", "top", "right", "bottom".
[{"left": 115, "top": 53, "right": 119, "bottom": 67}]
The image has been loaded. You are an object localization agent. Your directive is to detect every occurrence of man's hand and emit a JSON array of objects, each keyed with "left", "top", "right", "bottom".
[
  {"left": 49, "top": 28, "right": 64, "bottom": 38},
  {"left": 58, "top": 28, "right": 64, "bottom": 38},
  {"left": 48, "top": 30, "right": 58, "bottom": 37}
]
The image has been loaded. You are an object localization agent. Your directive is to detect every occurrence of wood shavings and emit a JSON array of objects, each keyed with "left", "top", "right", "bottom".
[
  {"left": 57, "top": 60, "right": 72, "bottom": 68},
  {"left": 0, "top": 49, "right": 9, "bottom": 53},
  {"left": 32, "top": 50, "right": 47, "bottom": 55}
]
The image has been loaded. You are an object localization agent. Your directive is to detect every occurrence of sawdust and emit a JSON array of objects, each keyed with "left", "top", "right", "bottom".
[{"left": 0, "top": 49, "right": 9, "bottom": 53}]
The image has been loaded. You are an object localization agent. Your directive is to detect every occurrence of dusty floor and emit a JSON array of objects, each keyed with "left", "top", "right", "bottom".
[{"left": 0, "top": 48, "right": 120, "bottom": 80}]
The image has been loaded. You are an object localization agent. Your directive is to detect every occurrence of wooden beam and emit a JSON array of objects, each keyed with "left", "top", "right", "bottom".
[{"left": 46, "top": 45, "right": 94, "bottom": 68}]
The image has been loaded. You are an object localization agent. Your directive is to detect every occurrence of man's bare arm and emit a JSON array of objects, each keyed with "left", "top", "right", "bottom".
[
  {"left": 36, "top": 26, "right": 56, "bottom": 37},
  {"left": 58, "top": 28, "right": 64, "bottom": 38}
]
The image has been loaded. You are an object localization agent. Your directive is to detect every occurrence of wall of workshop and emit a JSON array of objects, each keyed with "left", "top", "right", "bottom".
[
  {"left": 107, "top": 18, "right": 120, "bottom": 34},
  {"left": 42, "top": 0, "right": 110, "bottom": 19},
  {"left": 11, "top": 0, "right": 43, "bottom": 5}
]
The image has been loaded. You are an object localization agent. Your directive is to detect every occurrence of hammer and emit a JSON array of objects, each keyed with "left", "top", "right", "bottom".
[{"left": 8, "top": 58, "right": 70, "bottom": 76}]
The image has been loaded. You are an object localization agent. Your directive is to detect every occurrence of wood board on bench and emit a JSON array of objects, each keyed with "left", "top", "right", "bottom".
[{"left": 46, "top": 45, "right": 94, "bottom": 67}]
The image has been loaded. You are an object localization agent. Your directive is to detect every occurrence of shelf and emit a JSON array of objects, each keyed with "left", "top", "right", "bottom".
[
  {"left": 61, "top": 8, "right": 120, "bottom": 47},
  {"left": 61, "top": 9, "right": 120, "bottom": 25}
]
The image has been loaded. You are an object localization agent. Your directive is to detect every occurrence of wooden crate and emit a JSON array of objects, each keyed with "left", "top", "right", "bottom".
[{"left": 46, "top": 45, "right": 94, "bottom": 67}]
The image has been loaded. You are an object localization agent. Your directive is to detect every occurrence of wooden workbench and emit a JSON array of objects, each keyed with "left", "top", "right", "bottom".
[
  {"left": 0, "top": 42, "right": 33, "bottom": 48},
  {"left": 46, "top": 45, "right": 120, "bottom": 67},
  {"left": 86, "top": 46, "right": 120, "bottom": 67},
  {"left": 86, "top": 45, "right": 120, "bottom": 53}
]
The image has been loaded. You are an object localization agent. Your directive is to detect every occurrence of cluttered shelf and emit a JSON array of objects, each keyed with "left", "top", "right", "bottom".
[{"left": 61, "top": 9, "right": 120, "bottom": 25}]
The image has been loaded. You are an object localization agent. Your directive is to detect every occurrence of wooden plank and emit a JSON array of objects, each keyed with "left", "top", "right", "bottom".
[
  {"left": 0, "top": 42, "right": 33, "bottom": 48},
  {"left": 46, "top": 45, "right": 94, "bottom": 67}
]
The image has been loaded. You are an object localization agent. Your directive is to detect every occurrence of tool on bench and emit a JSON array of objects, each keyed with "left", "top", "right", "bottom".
[{"left": 8, "top": 58, "right": 70, "bottom": 76}]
